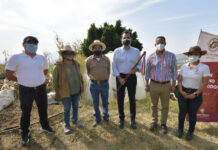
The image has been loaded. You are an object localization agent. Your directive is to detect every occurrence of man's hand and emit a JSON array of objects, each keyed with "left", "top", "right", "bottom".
[
  {"left": 118, "top": 76, "right": 125, "bottom": 85},
  {"left": 130, "top": 68, "right": 138, "bottom": 74},
  {"left": 145, "top": 85, "right": 150, "bottom": 92}
]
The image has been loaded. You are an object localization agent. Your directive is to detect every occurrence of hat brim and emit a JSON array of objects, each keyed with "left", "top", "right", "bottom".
[
  {"left": 183, "top": 50, "right": 207, "bottom": 56},
  {"left": 59, "top": 50, "right": 76, "bottom": 55},
  {"left": 89, "top": 42, "right": 106, "bottom": 51}
]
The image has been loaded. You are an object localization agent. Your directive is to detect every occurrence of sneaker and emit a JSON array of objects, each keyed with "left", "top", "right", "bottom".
[
  {"left": 119, "top": 120, "right": 124, "bottom": 129},
  {"left": 131, "top": 120, "right": 137, "bottom": 129},
  {"left": 176, "top": 129, "right": 183, "bottom": 138},
  {"left": 64, "top": 127, "right": 72, "bottom": 135},
  {"left": 92, "top": 120, "right": 101, "bottom": 127},
  {"left": 149, "top": 123, "right": 157, "bottom": 132},
  {"left": 42, "top": 126, "right": 55, "bottom": 134},
  {"left": 161, "top": 124, "right": 168, "bottom": 134},
  {"left": 21, "top": 134, "right": 29, "bottom": 146},
  {"left": 186, "top": 132, "right": 193, "bottom": 141},
  {"left": 73, "top": 122, "right": 83, "bottom": 129}
]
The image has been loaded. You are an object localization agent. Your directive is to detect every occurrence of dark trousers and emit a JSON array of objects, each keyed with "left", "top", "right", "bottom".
[
  {"left": 178, "top": 87, "right": 202, "bottom": 133},
  {"left": 116, "top": 73, "right": 137, "bottom": 121},
  {"left": 19, "top": 84, "right": 49, "bottom": 135}
]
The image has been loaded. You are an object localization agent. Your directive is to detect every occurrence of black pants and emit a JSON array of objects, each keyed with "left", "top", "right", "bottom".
[
  {"left": 116, "top": 73, "right": 137, "bottom": 121},
  {"left": 178, "top": 87, "right": 202, "bottom": 133},
  {"left": 19, "top": 84, "right": 49, "bottom": 135}
]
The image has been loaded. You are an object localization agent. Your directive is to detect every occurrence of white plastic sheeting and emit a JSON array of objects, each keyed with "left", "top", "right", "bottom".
[
  {"left": 0, "top": 90, "right": 14, "bottom": 111},
  {"left": 84, "top": 51, "right": 146, "bottom": 101}
]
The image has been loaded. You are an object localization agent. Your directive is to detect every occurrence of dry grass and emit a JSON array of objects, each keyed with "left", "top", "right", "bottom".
[{"left": 0, "top": 96, "right": 217, "bottom": 150}]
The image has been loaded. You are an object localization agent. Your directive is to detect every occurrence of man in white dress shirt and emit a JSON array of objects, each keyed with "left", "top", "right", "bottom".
[
  {"left": 112, "top": 30, "right": 141, "bottom": 129},
  {"left": 5, "top": 36, "right": 55, "bottom": 145}
]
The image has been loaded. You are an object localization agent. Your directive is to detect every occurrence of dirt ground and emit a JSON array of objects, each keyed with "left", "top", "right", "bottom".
[{"left": 0, "top": 97, "right": 218, "bottom": 150}]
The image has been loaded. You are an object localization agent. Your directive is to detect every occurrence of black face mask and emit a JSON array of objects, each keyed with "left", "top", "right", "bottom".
[
  {"left": 63, "top": 54, "right": 74, "bottom": 60},
  {"left": 93, "top": 50, "right": 102, "bottom": 56},
  {"left": 122, "top": 39, "right": 131, "bottom": 46}
]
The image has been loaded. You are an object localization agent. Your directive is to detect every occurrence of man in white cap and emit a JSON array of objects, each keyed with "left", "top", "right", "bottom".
[
  {"left": 86, "top": 40, "right": 110, "bottom": 127},
  {"left": 53, "top": 45, "right": 84, "bottom": 134},
  {"left": 5, "top": 36, "right": 55, "bottom": 146}
]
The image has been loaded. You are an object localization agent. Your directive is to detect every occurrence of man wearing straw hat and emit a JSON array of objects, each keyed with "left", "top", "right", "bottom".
[
  {"left": 86, "top": 40, "right": 110, "bottom": 127},
  {"left": 53, "top": 45, "right": 84, "bottom": 134},
  {"left": 5, "top": 36, "right": 55, "bottom": 145}
]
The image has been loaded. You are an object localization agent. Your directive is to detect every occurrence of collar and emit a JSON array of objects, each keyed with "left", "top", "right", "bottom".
[
  {"left": 155, "top": 49, "right": 166, "bottom": 57},
  {"left": 23, "top": 51, "right": 38, "bottom": 59},
  {"left": 121, "top": 45, "right": 131, "bottom": 50}
]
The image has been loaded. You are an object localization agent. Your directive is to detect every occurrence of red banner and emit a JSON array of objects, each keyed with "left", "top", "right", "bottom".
[{"left": 196, "top": 62, "right": 218, "bottom": 122}]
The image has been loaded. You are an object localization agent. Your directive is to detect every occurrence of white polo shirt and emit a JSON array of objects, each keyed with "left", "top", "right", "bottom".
[
  {"left": 6, "top": 52, "right": 48, "bottom": 87},
  {"left": 179, "top": 63, "right": 210, "bottom": 89}
]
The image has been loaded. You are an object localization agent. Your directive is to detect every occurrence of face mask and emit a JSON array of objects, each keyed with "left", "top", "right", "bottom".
[
  {"left": 26, "top": 44, "right": 38, "bottom": 53},
  {"left": 93, "top": 50, "right": 102, "bottom": 56},
  {"left": 63, "top": 54, "right": 74, "bottom": 60},
  {"left": 156, "top": 44, "right": 165, "bottom": 51},
  {"left": 188, "top": 55, "right": 199, "bottom": 62},
  {"left": 122, "top": 39, "right": 131, "bottom": 46}
]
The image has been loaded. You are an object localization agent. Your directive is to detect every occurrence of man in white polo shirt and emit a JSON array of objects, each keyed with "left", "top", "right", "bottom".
[{"left": 5, "top": 36, "right": 55, "bottom": 146}]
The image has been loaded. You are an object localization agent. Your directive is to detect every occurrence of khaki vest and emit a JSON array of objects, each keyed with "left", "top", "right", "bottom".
[{"left": 56, "top": 60, "right": 83, "bottom": 99}]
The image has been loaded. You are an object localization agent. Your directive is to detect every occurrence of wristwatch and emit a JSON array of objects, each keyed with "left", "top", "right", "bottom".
[{"left": 193, "top": 92, "right": 198, "bottom": 97}]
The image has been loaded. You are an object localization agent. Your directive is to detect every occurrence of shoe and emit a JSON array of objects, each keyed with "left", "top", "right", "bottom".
[
  {"left": 92, "top": 120, "right": 101, "bottom": 127},
  {"left": 73, "top": 122, "right": 83, "bottom": 129},
  {"left": 64, "top": 127, "right": 72, "bottom": 135},
  {"left": 119, "top": 120, "right": 124, "bottom": 129},
  {"left": 131, "top": 120, "right": 137, "bottom": 129},
  {"left": 149, "top": 123, "right": 157, "bottom": 132},
  {"left": 161, "top": 124, "right": 168, "bottom": 134},
  {"left": 176, "top": 129, "right": 183, "bottom": 138},
  {"left": 42, "top": 126, "right": 55, "bottom": 134},
  {"left": 186, "top": 132, "right": 193, "bottom": 141},
  {"left": 21, "top": 133, "right": 29, "bottom": 146}
]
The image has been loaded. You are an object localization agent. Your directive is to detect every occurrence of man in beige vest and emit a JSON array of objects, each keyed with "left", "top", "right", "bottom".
[{"left": 53, "top": 45, "right": 84, "bottom": 134}]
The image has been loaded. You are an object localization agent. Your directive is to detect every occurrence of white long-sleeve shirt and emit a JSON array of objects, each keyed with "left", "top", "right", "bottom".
[{"left": 112, "top": 46, "right": 141, "bottom": 76}]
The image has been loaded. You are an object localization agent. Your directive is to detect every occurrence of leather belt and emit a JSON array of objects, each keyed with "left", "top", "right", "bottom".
[
  {"left": 19, "top": 83, "right": 45, "bottom": 90},
  {"left": 182, "top": 86, "right": 197, "bottom": 92},
  {"left": 91, "top": 80, "right": 108, "bottom": 84},
  {"left": 151, "top": 79, "right": 170, "bottom": 84}
]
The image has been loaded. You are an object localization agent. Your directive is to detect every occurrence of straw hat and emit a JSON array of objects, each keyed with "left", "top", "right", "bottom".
[
  {"left": 59, "top": 45, "right": 76, "bottom": 55},
  {"left": 89, "top": 40, "right": 106, "bottom": 51},
  {"left": 183, "top": 46, "right": 207, "bottom": 56}
]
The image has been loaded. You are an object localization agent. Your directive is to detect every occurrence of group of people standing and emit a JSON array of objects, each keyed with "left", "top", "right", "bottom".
[{"left": 5, "top": 30, "right": 210, "bottom": 146}]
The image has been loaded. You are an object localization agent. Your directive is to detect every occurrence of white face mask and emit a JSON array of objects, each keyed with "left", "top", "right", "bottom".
[
  {"left": 188, "top": 55, "right": 199, "bottom": 62},
  {"left": 156, "top": 44, "right": 165, "bottom": 51}
]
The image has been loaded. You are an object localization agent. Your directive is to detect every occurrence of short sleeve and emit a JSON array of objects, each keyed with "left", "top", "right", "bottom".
[
  {"left": 178, "top": 65, "right": 185, "bottom": 75},
  {"left": 43, "top": 56, "right": 49, "bottom": 70},
  {"left": 6, "top": 55, "right": 17, "bottom": 71},
  {"left": 203, "top": 65, "right": 210, "bottom": 77}
]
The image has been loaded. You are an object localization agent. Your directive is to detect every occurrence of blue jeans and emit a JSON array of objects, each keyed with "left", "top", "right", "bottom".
[
  {"left": 62, "top": 93, "right": 80, "bottom": 128},
  {"left": 90, "top": 81, "right": 109, "bottom": 121}
]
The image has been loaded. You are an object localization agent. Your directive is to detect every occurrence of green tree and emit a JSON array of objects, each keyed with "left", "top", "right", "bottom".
[{"left": 81, "top": 20, "right": 143, "bottom": 56}]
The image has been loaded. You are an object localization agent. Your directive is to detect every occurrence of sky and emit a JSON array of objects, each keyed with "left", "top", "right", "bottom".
[{"left": 0, "top": 0, "right": 218, "bottom": 63}]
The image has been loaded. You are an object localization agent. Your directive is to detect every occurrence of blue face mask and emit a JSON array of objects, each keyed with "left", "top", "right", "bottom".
[{"left": 26, "top": 44, "right": 38, "bottom": 53}]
